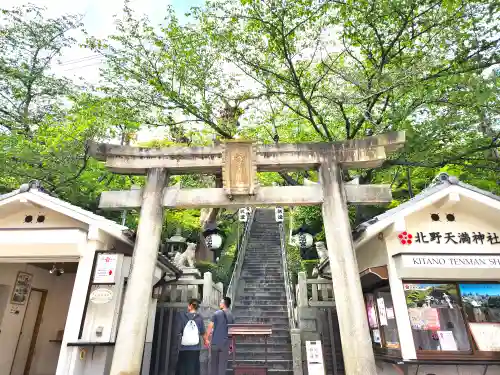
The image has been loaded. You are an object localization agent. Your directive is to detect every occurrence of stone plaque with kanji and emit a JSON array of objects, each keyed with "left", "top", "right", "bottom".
[{"left": 222, "top": 141, "right": 257, "bottom": 196}]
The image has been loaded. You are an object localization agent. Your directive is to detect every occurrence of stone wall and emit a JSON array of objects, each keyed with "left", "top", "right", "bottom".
[{"left": 295, "top": 272, "right": 344, "bottom": 375}]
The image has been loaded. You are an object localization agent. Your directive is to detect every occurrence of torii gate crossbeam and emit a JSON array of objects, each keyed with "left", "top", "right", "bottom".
[{"left": 90, "top": 131, "right": 406, "bottom": 375}]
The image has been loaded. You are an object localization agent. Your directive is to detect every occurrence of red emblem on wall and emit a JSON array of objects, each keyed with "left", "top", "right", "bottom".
[{"left": 398, "top": 231, "right": 413, "bottom": 245}]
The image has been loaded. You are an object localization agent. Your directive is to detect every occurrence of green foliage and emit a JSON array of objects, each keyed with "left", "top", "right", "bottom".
[
  {"left": 301, "top": 260, "right": 320, "bottom": 278},
  {"left": 196, "top": 221, "right": 240, "bottom": 289},
  {"left": 286, "top": 242, "right": 303, "bottom": 286},
  {"left": 1, "top": 1, "right": 499, "bottom": 249},
  {"left": 196, "top": 260, "right": 218, "bottom": 277},
  {"left": 85, "top": 5, "right": 250, "bottom": 141},
  {"left": 214, "top": 243, "right": 237, "bottom": 290},
  {"left": 0, "top": 4, "right": 81, "bottom": 134}
]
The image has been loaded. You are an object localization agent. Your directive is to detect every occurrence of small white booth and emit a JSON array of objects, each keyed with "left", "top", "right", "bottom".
[
  {"left": 318, "top": 174, "right": 500, "bottom": 375},
  {"left": 0, "top": 182, "right": 180, "bottom": 375}
]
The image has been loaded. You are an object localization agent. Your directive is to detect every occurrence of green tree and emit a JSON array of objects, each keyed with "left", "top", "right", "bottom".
[
  {"left": 0, "top": 4, "right": 81, "bottom": 134},
  {"left": 198, "top": 0, "right": 499, "bottom": 173},
  {"left": 86, "top": 4, "right": 262, "bottom": 142}
]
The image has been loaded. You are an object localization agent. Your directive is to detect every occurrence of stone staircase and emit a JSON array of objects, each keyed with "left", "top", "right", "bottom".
[{"left": 229, "top": 208, "right": 293, "bottom": 375}]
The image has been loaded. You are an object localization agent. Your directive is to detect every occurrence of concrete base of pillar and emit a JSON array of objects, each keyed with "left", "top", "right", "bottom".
[
  {"left": 291, "top": 328, "right": 304, "bottom": 375},
  {"left": 63, "top": 346, "right": 114, "bottom": 375}
]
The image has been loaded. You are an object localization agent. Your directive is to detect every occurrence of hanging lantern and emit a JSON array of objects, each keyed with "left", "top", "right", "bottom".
[
  {"left": 203, "top": 228, "right": 224, "bottom": 251},
  {"left": 293, "top": 232, "right": 314, "bottom": 249},
  {"left": 205, "top": 233, "right": 223, "bottom": 250},
  {"left": 291, "top": 225, "right": 314, "bottom": 249}
]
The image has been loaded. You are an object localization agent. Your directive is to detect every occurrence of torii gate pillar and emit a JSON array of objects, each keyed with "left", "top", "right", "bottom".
[
  {"left": 109, "top": 169, "right": 168, "bottom": 375},
  {"left": 320, "top": 157, "right": 377, "bottom": 375}
]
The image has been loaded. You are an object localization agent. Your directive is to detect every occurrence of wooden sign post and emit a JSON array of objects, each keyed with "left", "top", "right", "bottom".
[{"left": 89, "top": 131, "right": 406, "bottom": 375}]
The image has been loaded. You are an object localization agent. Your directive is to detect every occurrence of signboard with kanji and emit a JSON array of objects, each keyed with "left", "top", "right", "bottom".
[
  {"left": 93, "top": 253, "right": 118, "bottom": 284},
  {"left": 398, "top": 231, "right": 500, "bottom": 246},
  {"left": 306, "top": 340, "right": 325, "bottom": 375}
]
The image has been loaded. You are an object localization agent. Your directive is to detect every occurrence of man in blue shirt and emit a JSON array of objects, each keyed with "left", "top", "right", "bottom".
[
  {"left": 175, "top": 298, "right": 207, "bottom": 375},
  {"left": 206, "top": 297, "right": 234, "bottom": 375}
]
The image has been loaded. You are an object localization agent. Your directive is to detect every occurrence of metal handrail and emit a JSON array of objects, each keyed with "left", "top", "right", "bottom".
[
  {"left": 226, "top": 209, "right": 256, "bottom": 303},
  {"left": 278, "top": 222, "right": 297, "bottom": 329}
]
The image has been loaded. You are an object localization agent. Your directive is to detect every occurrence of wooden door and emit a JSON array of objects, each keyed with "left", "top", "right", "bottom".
[{"left": 10, "top": 288, "right": 47, "bottom": 375}]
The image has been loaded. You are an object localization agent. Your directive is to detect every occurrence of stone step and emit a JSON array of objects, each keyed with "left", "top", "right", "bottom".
[
  {"left": 241, "top": 274, "right": 284, "bottom": 279},
  {"left": 235, "top": 315, "right": 289, "bottom": 325},
  {"left": 231, "top": 342, "right": 292, "bottom": 352},
  {"left": 247, "top": 235, "right": 280, "bottom": 238},
  {"left": 246, "top": 241, "right": 280, "bottom": 244},
  {"left": 242, "top": 267, "right": 282, "bottom": 271},
  {"left": 241, "top": 291, "right": 285, "bottom": 298},
  {"left": 243, "top": 261, "right": 282, "bottom": 265},
  {"left": 240, "top": 290, "right": 286, "bottom": 295},
  {"left": 238, "top": 295, "right": 287, "bottom": 302},
  {"left": 233, "top": 304, "right": 287, "bottom": 311},
  {"left": 236, "top": 302, "right": 288, "bottom": 309},
  {"left": 228, "top": 359, "right": 293, "bottom": 371},
  {"left": 243, "top": 286, "right": 285, "bottom": 291},
  {"left": 234, "top": 335, "right": 291, "bottom": 345},
  {"left": 241, "top": 275, "right": 284, "bottom": 279},
  {"left": 244, "top": 253, "right": 280, "bottom": 256},
  {"left": 243, "top": 283, "right": 285, "bottom": 288},
  {"left": 241, "top": 273, "right": 283, "bottom": 277},
  {"left": 245, "top": 248, "right": 281, "bottom": 252},
  {"left": 232, "top": 309, "right": 288, "bottom": 317},
  {"left": 226, "top": 369, "right": 293, "bottom": 375},
  {"left": 232, "top": 326, "right": 291, "bottom": 337},
  {"left": 233, "top": 350, "right": 293, "bottom": 361}
]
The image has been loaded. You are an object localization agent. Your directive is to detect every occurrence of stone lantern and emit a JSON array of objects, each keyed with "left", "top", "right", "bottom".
[{"left": 165, "top": 227, "right": 187, "bottom": 258}]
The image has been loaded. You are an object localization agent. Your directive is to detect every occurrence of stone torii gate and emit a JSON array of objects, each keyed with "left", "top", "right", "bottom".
[{"left": 89, "top": 131, "right": 405, "bottom": 375}]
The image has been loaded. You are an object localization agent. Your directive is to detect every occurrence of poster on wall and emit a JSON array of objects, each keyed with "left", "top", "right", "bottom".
[
  {"left": 407, "top": 308, "right": 440, "bottom": 330},
  {"left": 93, "top": 253, "right": 118, "bottom": 284},
  {"left": 10, "top": 271, "right": 33, "bottom": 305},
  {"left": 422, "top": 308, "right": 441, "bottom": 330},
  {"left": 377, "top": 297, "right": 388, "bottom": 326},
  {"left": 437, "top": 331, "right": 458, "bottom": 351},
  {"left": 372, "top": 329, "right": 381, "bottom": 344},
  {"left": 404, "top": 283, "right": 460, "bottom": 308},
  {"left": 469, "top": 323, "right": 500, "bottom": 351},
  {"left": 366, "top": 294, "right": 378, "bottom": 328},
  {"left": 459, "top": 284, "right": 500, "bottom": 323},
  {"left": 386, "top": 308, "right": 395, "bottom": 320}
]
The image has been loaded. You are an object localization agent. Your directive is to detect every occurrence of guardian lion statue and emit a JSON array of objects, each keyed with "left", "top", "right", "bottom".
[
  {"left": 315, "top": 241, "right": 328, "bottom": 262},
  {"left": 173, "top": 242, "right": 197, "bottom": 269}
]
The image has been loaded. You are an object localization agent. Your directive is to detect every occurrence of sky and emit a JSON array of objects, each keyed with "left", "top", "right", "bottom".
[{"left": 3, "top": 0, "right": 203, "bottom": 84}]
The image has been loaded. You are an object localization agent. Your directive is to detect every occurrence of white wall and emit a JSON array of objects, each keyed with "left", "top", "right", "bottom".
[
  {"left": 386, "top": 197, "right": 500, "bottom": 257},
  {"left": 0, "top": 202, "right": 87, "bottom": 230},
  {"left": 356, "top": 237, "right": 388, "bottom": 271},
  {"left": 0, "top": 263, "right": 76, "bottom": 375}
]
